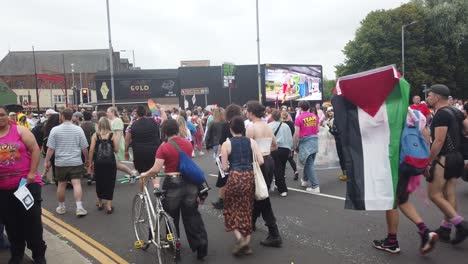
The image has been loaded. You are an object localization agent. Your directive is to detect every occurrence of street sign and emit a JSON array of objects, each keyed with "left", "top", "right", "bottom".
[
  {"left": 180, "top": 87, "right": 209, "bottom": 96},
  {"left": 223, "top": 63, "right": 236, "bottom": 88}
]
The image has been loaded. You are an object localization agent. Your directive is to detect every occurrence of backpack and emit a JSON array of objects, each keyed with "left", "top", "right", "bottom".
[
  {"left": 441, "top": 106, "right": 464, "bottom": 153},
  {"left": 95, "top": 133, "right": 116, "bottom": 165},
  {"left": 400, "top": 110, "right": 429, "bottom": 176},
  {"left": 168, "top": 139, "right": 206, "bottom": 185},
  {"left": 32, "top": 121, "right": 45, "bottom": 147}
]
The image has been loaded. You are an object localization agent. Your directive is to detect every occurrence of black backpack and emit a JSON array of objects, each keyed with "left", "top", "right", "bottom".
[
  {"left": 95, "top": 133, "right": 116, "bottom": 165},
  {"left": 32, "top": 121, "right": 45, "bottom": 147}
]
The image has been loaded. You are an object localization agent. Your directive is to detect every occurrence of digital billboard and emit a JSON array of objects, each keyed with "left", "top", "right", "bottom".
[{"left": 265, "top": 65, "right": 322, "bottom": 102}]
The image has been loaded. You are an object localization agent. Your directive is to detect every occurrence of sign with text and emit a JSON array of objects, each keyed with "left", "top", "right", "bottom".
[
  {"left": 95, "top": 78, "right": 178, "bottom": 101},
  {"left": 181, "top": 87, "right": 209, "bottom": 96},
  {"left": 223, "top": 63, "right": 236, "bottom": 88}
]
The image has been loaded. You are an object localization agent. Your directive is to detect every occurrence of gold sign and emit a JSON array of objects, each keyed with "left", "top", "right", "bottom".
[{"left": 100, "top": 82, "right": 109, "bottom": 99}]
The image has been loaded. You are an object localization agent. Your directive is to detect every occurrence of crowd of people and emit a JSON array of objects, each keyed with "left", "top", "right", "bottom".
[{"left": 0, "top": 88, "right": 467, "bottom": 263}]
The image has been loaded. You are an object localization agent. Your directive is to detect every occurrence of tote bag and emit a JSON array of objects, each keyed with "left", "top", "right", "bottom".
[{"left": 253, "top": 148, "right": 269, "bottom": 200}]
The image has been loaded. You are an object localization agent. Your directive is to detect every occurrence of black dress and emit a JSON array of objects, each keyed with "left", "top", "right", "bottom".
[
  {"left": 94, "top": 134, "right": 117, "bottom": 200},
  {"left": 130, "top": 117, "right": 161, "bottom": 173}
]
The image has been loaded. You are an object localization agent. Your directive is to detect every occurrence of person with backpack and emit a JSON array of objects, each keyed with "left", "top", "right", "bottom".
[
  {"left": 139, "top": 119, "right": 208, "bottom": 261},
  {"left": 87, "top": 117, "right": 118, "bottom": 214},
  {"left": 424, "top": 84, "right": 468, "bottom": 245},
  {"left": 373, "top": 108, "right": 439, "bottom": 254}
]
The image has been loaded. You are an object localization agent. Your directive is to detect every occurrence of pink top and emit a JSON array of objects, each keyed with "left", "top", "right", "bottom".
[
  {"left": 294, "top": 112, "right": 319, "bottom": 138},
  {"left": 0, "top": 126, "right": 41, "bottom": 190}
]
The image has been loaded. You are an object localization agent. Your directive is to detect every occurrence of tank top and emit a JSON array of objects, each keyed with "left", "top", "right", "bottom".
[
  {"left": 0, "top": 126, "right": 41, "bottom": 190},
  {"left": 255, "top": 138, "right": 272, "bottom": 155},
  {"left": 228, "top": 137, "right": 253, "bottom": 171}
]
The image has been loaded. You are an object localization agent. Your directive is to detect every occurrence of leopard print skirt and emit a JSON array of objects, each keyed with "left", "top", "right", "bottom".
[{"left": 223, "top": 169, "right": 255, "bottom": 237}]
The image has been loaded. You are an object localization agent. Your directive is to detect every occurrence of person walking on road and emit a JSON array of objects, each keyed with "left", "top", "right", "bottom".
[
  {"left": 269, "top": 109, "right": 293, "bottom": 197},
  {"left": 294, "top": 101, "right": 320, "bottom": 193},
  {"left": 88, "top": 117, "right": 119, "bottom": 214},
  {"left": 107, "top": 107, "right": 138, "bottom": 180},
  {"left": 221, "top": 116, "right": 264, "bottom": 256},
  {"left": 0, "top": 105, "right": 47, "bottom": 264},
  {"left": 424, "top": 85, "right": 468, "bottom": 244},
  {"left": 205, "top": 107, "right": 225, "bottom": 160},
  {"left": 140, "top": 120, "right": 208, "bottom": 260},
  {"left": 281, "top": 111, "right": 299, "bottom": 180},
  {"left": 245, "top": 101, "right": 282, "bottom": 248},
  {"left": 44, "top": 108, "right": 89, "bottom": 217},
  {"left": 41, "top": 114, "right": 60, "bottom": 184}
]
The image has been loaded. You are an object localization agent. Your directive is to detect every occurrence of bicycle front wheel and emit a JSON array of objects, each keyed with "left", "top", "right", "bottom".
[
  {"left": 156, "top": 212, "right": 179, "bottom": 264},
  {"left": 132, "top": 194, "right": 152, "bottom": 250}
]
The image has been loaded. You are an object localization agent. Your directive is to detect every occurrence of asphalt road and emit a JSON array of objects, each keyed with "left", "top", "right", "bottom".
[{"left": 38, "top": 153, "right": 468, "bottom": 264}]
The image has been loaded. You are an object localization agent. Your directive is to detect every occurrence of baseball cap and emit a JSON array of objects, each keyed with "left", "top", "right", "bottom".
[
  {"left": 73, "top": 112, "right": 83, "bottom": 118},
  {"left": 45, "top": 109, "right": 57, "bottom": 115},
  {"left": 423, "top": 84, "right": 450, "bottom": 97}
]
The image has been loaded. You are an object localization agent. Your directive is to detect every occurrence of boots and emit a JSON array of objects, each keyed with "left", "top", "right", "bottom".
[
  {"left": 212, "top": 198, "right": 224, "bottom": 209},
  {"left": 260, "top": 225, "right": 282, "bottom": 248}
]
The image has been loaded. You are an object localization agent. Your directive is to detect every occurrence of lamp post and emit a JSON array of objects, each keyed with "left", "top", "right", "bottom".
[
  {"left": 256, "top": 0, "right": 262, "bottom": 102},
  {"left": 71, "top": 63, "right": 76, "bottom": 107},
  {"left": 120, "top": 50, "right": 135, "bottom": 68},
  {"left": 106, "top": 0, "right": 115, "bottom": 107},
  {"left": 401, "top": 21, "right": 417, "bottom": 77}
]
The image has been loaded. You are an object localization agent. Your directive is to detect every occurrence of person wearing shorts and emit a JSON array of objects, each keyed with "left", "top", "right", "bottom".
[
  {"left": 44, "top": 108, "right": 89, "bottom": 217},
  {"left": 373, "top": 109, "right": 438, "bottom": 254},
  {"left": 424, "top": 84, "right": 468, "bottom": 245}
]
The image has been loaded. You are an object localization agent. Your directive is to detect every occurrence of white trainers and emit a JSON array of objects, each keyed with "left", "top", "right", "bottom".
[
  {"left": 300, "top": 178, "right": 309, "bottom": 187},
  {"left": 76, "top": 207, "right": 88, "bottom": 217},
  {"left": 192, "top": 150, "right": 195, "bottom": 158},
  {"left": 280, "top": 192, "right": 288, "bottom": 197},
  {"left": 199, "top": 151, "right": 205, "bottom": 156},
  {"left": 56, "top": 206, "right": 66, "bottom": 215},
  {"left": 306, "top": 187, "right": 321, "bottom": 193}
]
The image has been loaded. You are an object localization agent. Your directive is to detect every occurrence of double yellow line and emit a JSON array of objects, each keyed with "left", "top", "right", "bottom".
[{"left": 42, "top": 209, "right": 128, "bottom": 264}]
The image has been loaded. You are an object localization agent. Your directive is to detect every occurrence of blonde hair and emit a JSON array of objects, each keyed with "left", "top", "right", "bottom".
[
  {"left": 212, "top": 108, "right": 223, "bottom": 123},
  {"left": 176, "top": 116, "right": 188, "bottom": 139},
  {"left": 107, "top": 107, "right": 119, "bottom": 118},
  {"left": 97, "top": 117, "right": 112, "bottom": 135}
]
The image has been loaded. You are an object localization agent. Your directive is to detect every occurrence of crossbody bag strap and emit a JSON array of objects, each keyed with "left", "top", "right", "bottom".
[
  {"left": 168, "top": 139, "right": 182, "bottom": 152},
  {"left": 274, "top": 122, "right": 283, "bottom": 137}
]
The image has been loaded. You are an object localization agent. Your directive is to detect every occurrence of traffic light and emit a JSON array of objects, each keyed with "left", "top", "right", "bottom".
[{"left": 81, "top": 88, "right": 89, "bottom": 104}]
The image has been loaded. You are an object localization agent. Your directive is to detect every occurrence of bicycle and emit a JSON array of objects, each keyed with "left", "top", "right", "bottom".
[{"left": 120, "top": 174, "right": 180, "bottom": 264}]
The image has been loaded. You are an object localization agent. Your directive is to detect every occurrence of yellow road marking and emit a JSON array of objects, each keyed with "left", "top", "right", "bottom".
[{"left": 42, "top": 209, "right": 129, "bottom": 264}]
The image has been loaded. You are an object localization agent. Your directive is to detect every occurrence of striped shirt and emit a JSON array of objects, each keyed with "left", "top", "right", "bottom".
[{"left": 47, "top": 123, "right": 89, "bottom": 167}]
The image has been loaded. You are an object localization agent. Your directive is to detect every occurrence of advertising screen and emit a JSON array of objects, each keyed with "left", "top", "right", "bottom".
[{"left": 265, "top": 65, "right": 322, "bottom": 101}]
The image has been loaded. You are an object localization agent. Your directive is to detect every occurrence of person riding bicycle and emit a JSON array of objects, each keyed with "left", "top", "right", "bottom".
[{"left": 140, "top": 119, "right": 208, "bottom": 260}]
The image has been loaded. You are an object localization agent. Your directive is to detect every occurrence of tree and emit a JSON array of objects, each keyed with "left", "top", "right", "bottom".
[
  {"left": 335, "top": 1, "right": 467, "bottom": 98},
  {"left": 323, "top": 78, "right": 336, "bottom": 100}
]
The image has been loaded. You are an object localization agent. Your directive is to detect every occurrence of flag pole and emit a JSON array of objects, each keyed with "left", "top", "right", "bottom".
[
  {"left": 32, "top": 46, "right": 40, "bottom": 112},
  {"left": 256, "top": 0, "right": 262, "bottom": 103},
  {"left": 106, "top": 0, "right": 116, "bottom": 107}
]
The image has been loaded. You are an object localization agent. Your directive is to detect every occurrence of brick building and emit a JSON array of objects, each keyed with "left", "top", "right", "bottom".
[{"left": 0, "top": 49, "right": 130, "bottom": 111}]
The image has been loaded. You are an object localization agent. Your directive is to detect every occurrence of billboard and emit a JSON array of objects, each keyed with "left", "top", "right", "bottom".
[
  {"left": 95, "top": 78, "right": 178, "bottom": 101},
  {"left": 265, "top": 64, "right": 322, "bottom": 102}
]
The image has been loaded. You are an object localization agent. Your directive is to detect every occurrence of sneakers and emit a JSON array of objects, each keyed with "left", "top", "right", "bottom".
[
  {"left": 372, "top": 238, "right": 400, "bottom": 254},
  {"left": 420, "top": 230, "right": 438, "bottom": 254},
  {"left": 434, "top": 226, "right": 451, "bottom": 242},
  {"left": 199, "top": 151, "right": 205, "bottom": 156},
  {"left": 293, "top": 172, "right": 299, "bottom": 181},
  {"left": 279, "top": 192, "right": 287, "bottom": 197},
  {"left": 300, "top": 178, "right": 309, "bottom": 187},
  {"left": 55, "top": 206, "right": 66, "bottom": 215},
  {"left": 76, "top": 208, "right": 88, "bottom": 217},
  {"left": 452, "top": 220, "right": 468, "bottom": 245},
  {"left": 306, "top": 187, "right": 320, "bottom": 193}
]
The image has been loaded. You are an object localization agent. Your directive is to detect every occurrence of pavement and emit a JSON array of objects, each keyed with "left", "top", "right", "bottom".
[{"left": 2, "top": 151, "right": 468, "bottom": 263}]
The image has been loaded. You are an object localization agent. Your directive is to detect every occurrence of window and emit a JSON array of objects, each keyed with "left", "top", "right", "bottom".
[
  {"left": 15, "top": 80, "right": 25, "bottom": 88},
  {"left": 68, "top": 95, "right": 74, "bottom": 104},
  {"left": 53, "top": 95, "right": 64, "bottom": 103},
  {"left": 19, "top": 95, "right": 31, "bottom": 104}
]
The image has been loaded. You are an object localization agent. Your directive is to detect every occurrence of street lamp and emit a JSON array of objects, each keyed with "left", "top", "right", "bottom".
[
  {"left": 120, "top": 50, "right": 135, "bottom": 68},
  {"left": 256, "top": 0, "right": 261, "bottom": 102},
  {"left": 401, "top": 21, "right": 417, "bottom": 77},
  {"left": 106, "top": 0, "right": 115, "bottom": 107},
  {"left": 71, "top": 63, "right": 76, "bottom": 107}
]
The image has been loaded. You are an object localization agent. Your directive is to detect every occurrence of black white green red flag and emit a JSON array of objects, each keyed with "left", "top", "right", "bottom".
[{"left": 331, "top": 65, "right": 410, "bottom": 210}]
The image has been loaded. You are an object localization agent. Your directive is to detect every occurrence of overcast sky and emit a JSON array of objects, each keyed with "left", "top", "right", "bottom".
[{"left": 1, "top": 0, "right": 408, "bottom": 79}]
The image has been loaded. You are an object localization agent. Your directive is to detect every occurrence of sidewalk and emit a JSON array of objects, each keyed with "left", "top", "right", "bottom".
[{"left": 0, "top": 228, "right": 90, "bottom": 264}]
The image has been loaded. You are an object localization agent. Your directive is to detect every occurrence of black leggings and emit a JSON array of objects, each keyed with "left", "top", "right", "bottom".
[
  {"left": 0, "top": 183, "right": 46, "bottom": 260},
  {"left": 253, "top": 156, "right": 278, "bottom": 228}
]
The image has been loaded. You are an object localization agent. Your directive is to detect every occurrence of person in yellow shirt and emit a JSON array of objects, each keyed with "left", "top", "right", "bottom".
[{"left": 17, "top": 113, "right": 31, "bottom": 130}]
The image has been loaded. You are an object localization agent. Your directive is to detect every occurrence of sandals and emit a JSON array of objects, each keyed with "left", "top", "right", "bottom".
[
  {"left": 106, "top": 207, "right": 114, "bottom": 214},
  {"left": 96, "top": 203, "right": 104, "bottom": 211}
]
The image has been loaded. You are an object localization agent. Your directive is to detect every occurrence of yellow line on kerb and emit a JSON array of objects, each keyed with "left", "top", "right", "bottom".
[{"left": 42, "top": 209, "right": 129, "bottom": 264}]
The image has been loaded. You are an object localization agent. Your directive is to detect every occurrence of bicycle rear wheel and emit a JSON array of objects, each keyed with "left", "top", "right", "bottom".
[
  {"left": 132, "top": 194, "right": 152, "bottom": 250},
  {"left": 156, "top": 212, "right": 179, "bottom": 264}
]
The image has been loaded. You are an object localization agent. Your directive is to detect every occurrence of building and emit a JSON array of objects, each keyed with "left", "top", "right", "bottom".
[
  {"left": 180, "top": 60, "right": 210, "bottom": 67},
  {"left": 0, "top": 49, "right": 130, "bottom": 111}
]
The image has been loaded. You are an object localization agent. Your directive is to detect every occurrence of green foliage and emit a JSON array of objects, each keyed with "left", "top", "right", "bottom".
[
  {"left": 335, "top": 0, "right": 468, "bottom": 98},
  {"left": 323, "top": 79, "right": 337, "bottom": 100}
]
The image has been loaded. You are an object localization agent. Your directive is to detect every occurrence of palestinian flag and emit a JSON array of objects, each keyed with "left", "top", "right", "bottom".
[{"left": 331, "top": 65, "right": 410, "bottom": 210}]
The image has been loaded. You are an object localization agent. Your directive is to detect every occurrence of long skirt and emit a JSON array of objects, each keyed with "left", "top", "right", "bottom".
[
  {"left": 95, "top": 162, "right": 117, "bottom": 200},
  {"left": 223, "top": 170, "right": 255, "bottom": 237}
]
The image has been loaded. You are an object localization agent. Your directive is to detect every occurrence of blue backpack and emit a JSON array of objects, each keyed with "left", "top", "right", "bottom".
[
  {"left": 399, "top": 110, "right": 429, "bottom": 176},
  {"left": 168, "top": 140, "right": 206, "bottom": 185}
]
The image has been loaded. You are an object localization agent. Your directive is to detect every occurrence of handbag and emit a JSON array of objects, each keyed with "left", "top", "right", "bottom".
[
  {"left": 168, "top": 140, "right": 206, "bottom": 185},
  {"left": 252, "top": 146, "right": 269, "bottom": 200}
]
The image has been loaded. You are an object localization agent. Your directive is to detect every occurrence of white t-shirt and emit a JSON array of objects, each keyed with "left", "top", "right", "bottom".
[{"left": 47, "top": 123, "right": 89, "bottom": 167}]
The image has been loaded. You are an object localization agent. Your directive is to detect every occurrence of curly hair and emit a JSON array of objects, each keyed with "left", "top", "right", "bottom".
[
  {"left": 224, "top": 104, "right": 242, "bottom": 122},
  {"left": 246, "top": 100, "right": 265, "bottom": 118}
]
